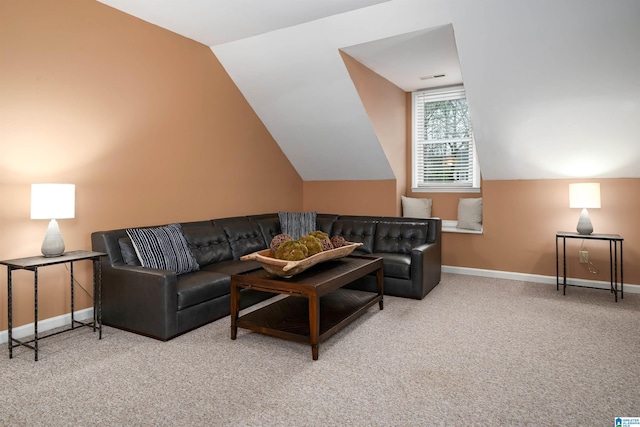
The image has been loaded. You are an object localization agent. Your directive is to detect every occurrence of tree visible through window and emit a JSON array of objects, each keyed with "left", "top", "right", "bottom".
[{"left": 412, "top": 86, "right": 480, "bottom": 191}]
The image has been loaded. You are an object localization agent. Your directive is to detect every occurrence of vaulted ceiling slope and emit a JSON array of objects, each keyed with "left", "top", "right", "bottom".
[{"left": 99, "top": 0, "right": 640, "bottom": 181}]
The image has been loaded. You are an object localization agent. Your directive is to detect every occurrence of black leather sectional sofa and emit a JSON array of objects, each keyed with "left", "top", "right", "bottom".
[{"left": 91, "top": 213, "right": 442, "bottom": 341}]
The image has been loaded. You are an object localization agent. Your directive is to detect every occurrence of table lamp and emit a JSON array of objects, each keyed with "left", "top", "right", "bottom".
[
  {"left": 569, "top": 183, "right": 600, "bottom": 235},
  {"left": 31, "top": 183, "right": 75, "bottom": 257}
]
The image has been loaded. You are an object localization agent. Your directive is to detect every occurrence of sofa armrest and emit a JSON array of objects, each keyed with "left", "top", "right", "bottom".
[
  {"left": 411, "top": 240, "right": 442, "bottom": 299},
  {"left": 101, "top": 263, "right": 178, "bottom": 341}
]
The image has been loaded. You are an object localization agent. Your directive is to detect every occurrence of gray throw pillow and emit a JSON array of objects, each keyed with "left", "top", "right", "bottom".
[
  {"left": 126, "top": 223, "right": 200, "bottom": 275},
  {"left": 278, "top": 211, "right": 317, "bottom": 239},
  {"left": 457, "top": 198, "right": 483, "bottom": 231},
  {"left": 401, "top": 196, "right": 432, "bottom": 218}
]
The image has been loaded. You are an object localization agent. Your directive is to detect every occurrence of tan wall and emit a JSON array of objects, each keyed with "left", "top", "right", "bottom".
[
  {"left": 303, "top": 180, "right": 397, "bottom": 216},
  {"left": 443, "top": 178, "right": 640, "bottom": 284},
  {"left": 0, "top": 1, "right": 302, "bottom": 330}
]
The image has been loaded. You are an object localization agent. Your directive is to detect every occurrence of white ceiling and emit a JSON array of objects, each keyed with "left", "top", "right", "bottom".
[
  {"left": 97, "top": 0, "right": 390, "bottom": 46},
  {"left": 341, "top": 24, "right": 463, "bottom": 92},
  {"left": 98, "top": 0, "right": 640, "bottom": 181}
]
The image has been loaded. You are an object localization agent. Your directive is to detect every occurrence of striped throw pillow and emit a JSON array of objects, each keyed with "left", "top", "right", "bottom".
[
  {"left": 278, "top": 211, "right": 317, "bottom": 239},
  {"left": 126, "top": 223, "right": 200, "bottom": 275}
]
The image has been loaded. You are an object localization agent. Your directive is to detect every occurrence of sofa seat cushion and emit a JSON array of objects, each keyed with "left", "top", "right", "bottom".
[
  {"left": 176, "top": 271, "right": 230, "bottom": 311},
  {"left": 201, "top": 259, "right": 262, "bottom": 276},
  {"left": 371, "top": 252, "right": 411, "bottom": 280}
]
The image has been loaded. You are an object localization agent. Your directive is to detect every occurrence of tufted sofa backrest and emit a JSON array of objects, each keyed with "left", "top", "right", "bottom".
[
  {"left": 316, "top": 214, "right": 339, "bottom": 235},
  {"left": 373, "top": 221, "right": 429, "bottom": 254},
  {"left": 254, "top": 216, "right": 282, "bottom": 246},
  {"left": 378, "top": 216, "right": 439, "bottom": 244},
  {"left": 219, "top": 220, "right": 268, "bottom": 260},
  {"left": 330, "top": 217, "right": 377, "bottom": 253},
  {"left": 181, "top": 222, "right": 233, "bottom": 265},
  {"left": 92, "top": 214, "right": 441, "bottom": 269}
]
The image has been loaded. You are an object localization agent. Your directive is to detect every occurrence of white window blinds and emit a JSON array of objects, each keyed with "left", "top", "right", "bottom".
[{"left": 412, "top": 86, "right": 479, "bottom": 190}]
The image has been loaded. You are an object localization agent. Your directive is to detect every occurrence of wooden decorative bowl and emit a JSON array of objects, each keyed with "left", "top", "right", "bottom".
[{"left": 240, "top": 242, "right": 362, "bottom": 277}]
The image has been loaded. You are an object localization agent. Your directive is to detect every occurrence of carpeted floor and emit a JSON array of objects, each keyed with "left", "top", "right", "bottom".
[{"left": 1, "top": 273, "right": 639, "bottom": 426}]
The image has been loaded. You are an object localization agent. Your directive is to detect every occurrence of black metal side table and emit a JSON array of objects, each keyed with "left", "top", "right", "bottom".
[
  {"left": 0, "top": 250, "right": 106, "bottom": 361},
  {"left": 555, "top": 232, "right": 623, "bottom": 302}
]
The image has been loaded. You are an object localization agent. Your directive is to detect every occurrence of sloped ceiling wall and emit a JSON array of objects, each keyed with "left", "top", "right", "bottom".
[{"left": 99, "top": 0, "right": 640, "bottom": 181}]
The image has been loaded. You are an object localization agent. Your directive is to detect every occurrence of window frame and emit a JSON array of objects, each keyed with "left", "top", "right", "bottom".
[{"left": 411, "top": 85, "right": 481, "bottom": 193}]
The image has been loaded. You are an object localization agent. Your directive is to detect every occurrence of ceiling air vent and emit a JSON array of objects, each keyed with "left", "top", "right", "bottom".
[{"left": 420, "top": 74, "right": 446, "bottom": 80}]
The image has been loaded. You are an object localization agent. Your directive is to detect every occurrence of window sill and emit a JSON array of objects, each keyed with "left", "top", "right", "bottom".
[
  {"left": 442, "top": 220, "right": 483, "bottom": 234},
  {"left": 412, "top": 187, "right": 481, "bottom": 194}
]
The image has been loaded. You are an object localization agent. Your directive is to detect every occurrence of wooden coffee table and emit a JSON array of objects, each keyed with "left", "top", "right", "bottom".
[{"left": 230, "top": 255, "right": 383, "bottom": 360}]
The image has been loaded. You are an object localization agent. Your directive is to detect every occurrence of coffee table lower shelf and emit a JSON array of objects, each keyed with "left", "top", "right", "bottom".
[{"left": 235, "top": 288, "right": 381, "bottom": 353}]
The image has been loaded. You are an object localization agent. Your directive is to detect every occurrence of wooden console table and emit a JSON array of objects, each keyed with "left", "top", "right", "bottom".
[{"left": 0, "top": 250, "right": 106, "bottom": 361}]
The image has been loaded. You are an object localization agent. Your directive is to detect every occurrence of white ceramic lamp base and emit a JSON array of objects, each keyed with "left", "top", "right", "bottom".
[
  {"left": 41, "top": 219, "right": 65, "bottom": 257},
  {"left": 576, "top": 208, "right": 594, "bottom": 235}
]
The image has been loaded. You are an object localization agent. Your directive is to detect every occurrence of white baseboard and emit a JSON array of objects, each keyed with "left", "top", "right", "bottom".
[
  {"left": 442, "top": 265, "right": 640, "bottom": 293},
  {"left": 0, "top": 308, "right": 94, "bottom": 345}
]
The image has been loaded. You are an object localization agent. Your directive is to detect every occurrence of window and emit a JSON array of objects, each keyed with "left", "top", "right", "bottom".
[{"left": 412, "top": 86, "right": 480, "bottom": 192}]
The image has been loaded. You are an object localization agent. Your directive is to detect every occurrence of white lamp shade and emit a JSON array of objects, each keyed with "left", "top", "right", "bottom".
[
  {"left": 569, "top": 183, "right": 601, "bottom": 209},
  {"left": 31, "top": 183, "right": 76, "bottom": 219}
]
